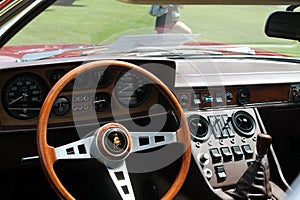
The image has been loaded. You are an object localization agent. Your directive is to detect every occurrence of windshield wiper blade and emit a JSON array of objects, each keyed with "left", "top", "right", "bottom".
[
  {"left": 124, "top": 46, "right": 255, "bottom": 58},
  {"left": 20, "top": 45, "right": 108, "bottom": 62}
]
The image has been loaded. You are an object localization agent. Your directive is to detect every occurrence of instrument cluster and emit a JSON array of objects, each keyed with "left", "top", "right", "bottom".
[{"left": 1, "top": 66, "right": 153, "bottom": 120}]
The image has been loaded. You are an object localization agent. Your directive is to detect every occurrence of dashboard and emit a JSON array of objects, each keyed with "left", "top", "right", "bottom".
[{"left": 0, "top": 56, "right": 300, "bottom": 198}]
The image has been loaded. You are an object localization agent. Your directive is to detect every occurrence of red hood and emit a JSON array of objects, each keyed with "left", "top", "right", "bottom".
[
  {"left": 0, "top": 43, "right": 285, "bottom": 64},
  {"left": 0, "top": 44, "right": 87, "bottom": 64}
]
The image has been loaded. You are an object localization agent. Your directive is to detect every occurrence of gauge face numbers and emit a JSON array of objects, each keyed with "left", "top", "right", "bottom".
[
  {"left": 115, "top": 71, "right": 151, "bottom": 108},
  {"left": 52, "top": 97, "right": 70, "bottom": 116},
  {"left": 74, "top": 72, "right": 89, "bottom": 87},
  {"left": 2, "top": 73, "right": 46, "bottom": 120},
  {"left": 91, "top": 69, "right": 110, "bottom": 88},
  {"left": 50, "top": 69, "right": 67, "bottom": 85},
  {"left": 94, "top": 93, "right": 111, "bottom": 112}
]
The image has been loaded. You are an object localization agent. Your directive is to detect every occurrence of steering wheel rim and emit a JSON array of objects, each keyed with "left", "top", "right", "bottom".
[{"left": 37, "top": 60, "right": 191, "bottom": 200}]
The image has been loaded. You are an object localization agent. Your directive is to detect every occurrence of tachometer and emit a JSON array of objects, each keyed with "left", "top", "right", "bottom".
[
  {"left": 115, "top": 71, "right": 151, "bottom": 107},
  {"left": 2, "top": 73, "right": 47, "bottom": 120}
]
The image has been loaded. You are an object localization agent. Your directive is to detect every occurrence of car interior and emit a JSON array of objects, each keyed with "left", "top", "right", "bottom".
[{"left": 0, "top": 0, "right": 300, "bottom": 199}]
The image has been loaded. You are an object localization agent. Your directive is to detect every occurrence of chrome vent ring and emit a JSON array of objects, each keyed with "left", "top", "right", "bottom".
[
  {"left": 188, "top": 115, "right": 211, "bottom": 141},
  {"left": 231, "top": 111, "right": 256, "bottom": 137}
]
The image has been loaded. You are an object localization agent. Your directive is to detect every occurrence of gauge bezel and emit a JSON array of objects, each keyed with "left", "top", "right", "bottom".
[
  {"left": 49, "top": 69, "right": 67, "bottom": 86},
  {"left": 115, "top": 71, "right": 152, "bottom": 108},
  {"left": 94, "top": 92, "right": 111, "bottom": 112},
  {"left": 91, "top": 69, "right": 110, "bottom": 88},
  {"left": 52, "top": 96, "right": 71, "bottom": 116},
  {"left": 231, "top": 110, "right": 256, "bottom": 137},
  {"left": 188, "top": 115, "right": 211, "bottom": 142},
  {"left": 2, "top": 72, "right": 47, "bottom": 120}
]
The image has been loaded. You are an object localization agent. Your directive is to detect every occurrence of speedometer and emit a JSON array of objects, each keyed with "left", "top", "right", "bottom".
[
  {"left": 2, "top": 73, "right": 47, "bottom": 120},
  {"left": 115, "top": 71, "right": 151, "bottom": 108}
]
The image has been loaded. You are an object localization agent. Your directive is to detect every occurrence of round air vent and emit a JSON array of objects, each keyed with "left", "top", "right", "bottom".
[
  {"left": 231, "top": 111, "right": 256, "bottom": 137},
  {"left": 188, "top": 115, "right": 211, "bottom": 141}
]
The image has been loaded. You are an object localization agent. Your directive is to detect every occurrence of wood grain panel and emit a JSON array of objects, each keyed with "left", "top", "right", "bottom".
[
  {"left": 175, "top": 84, "right": 292, "bottom": 109},
  {"left": 0, "top": 63, "right": 160, "bottom": 131}
]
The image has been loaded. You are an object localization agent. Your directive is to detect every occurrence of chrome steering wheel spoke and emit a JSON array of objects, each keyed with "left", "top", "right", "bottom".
[
  {"left": 107, "top": 161, "right": 136, "bottom": 200},
  {"left": 55, "top": 136, "right": 93, "bottom": 160},
  {"left": 130, "top": 131, "right": 178, "bottom": 153}
]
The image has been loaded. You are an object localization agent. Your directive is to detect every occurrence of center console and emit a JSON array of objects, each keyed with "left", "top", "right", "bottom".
[{"left": 186, "top": 108, "right": 267, "bottom": 189}]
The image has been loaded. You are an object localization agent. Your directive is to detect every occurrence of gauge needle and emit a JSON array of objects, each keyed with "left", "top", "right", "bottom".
[
  {"left": 118, "top": 84, "right": 133, "bottom": 94},
  {"left": 8, "top": 93, "right": 28, "bottom": 105},
  {"left": 8, "top": 96, "right": 23, "bottom": 105},
  {"left": 94, "top": 99, "right": 106, "bottom": 104}
]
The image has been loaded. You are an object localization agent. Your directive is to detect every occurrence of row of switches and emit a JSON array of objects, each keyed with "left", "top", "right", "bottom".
[{"left": 210, "top": 145, "right": 253, "bottom": 163}]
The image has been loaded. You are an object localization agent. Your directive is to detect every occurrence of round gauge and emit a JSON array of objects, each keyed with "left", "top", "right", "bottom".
[
  {"left": 237, "top": 87, "right": 250, "bottom": 105},
  {"left": 74, "top": 72, "right": 89, "bottom": 87},
  {"left": 231, "top": 110, "right": 256, "bottom": 137},
  {"left": 115, "top": 71, "right": 151, "bottom": 107},
  {"left": 52, "top": 97, "right": 70, "bottom": 116},
  {"left": 2, "top": 73, "right": 47, "bottom": 120},
  {"left": 188, "top": 115, "right": 211, "bottom": 141},
  {"left": 91, "top": 69, "right": 110, "bottom": 88},
  {"left": 50, "top": 69, "right": 67, "bottom": 85},
  {"left": 94, "top": 92, "right": 111, "bottom": 112},
  {"left": 179, "top": 94, "right": 189, "bottom": 106}
]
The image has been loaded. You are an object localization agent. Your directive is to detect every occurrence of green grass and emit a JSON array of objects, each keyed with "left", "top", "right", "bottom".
[{"left": 6, "top": 1, "right": 300, "bottom": 57}]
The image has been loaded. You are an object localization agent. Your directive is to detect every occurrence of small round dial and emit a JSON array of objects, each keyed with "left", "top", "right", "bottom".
[
  {"left": 231, "top": 110, "right": 256, "bottom": 137},
  {"left": 91, "top": 69, "right": 110, "bottom": 88},
  {"left": 52, "top": 97, "right": 70, "bottom": 116},
  {"left": 74, "top": 72, "right": 89, "bottom": 87},
  {"left": 2, "top": 73, "right": 46, "bottom": 120},
  {"left": 115, "top": 71, "right": 151, "bottom": 108},
  {"left": 50, "top": 69, "right": 67, "bottom": 85},
  {"left": 237, "top": 87, "right": 250, "bottom": 105},
  {"left": 188, "top": 115, "right": 211, "bottom": 141},
  {"left": 94, "top": 92, "right": 110, "bottom": 112}
]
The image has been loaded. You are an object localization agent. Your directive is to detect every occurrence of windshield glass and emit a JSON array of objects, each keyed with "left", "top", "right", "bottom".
[{"left": 5, "top": 1, "right": 300, "bottom": 57}]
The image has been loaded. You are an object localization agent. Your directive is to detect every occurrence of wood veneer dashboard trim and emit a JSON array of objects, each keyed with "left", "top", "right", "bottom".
[
  {"left": 0, "top": 57, "right": 176, "bottom": 131},
  {"left": 175, "top": 83, "right": 293, "bottom": 110}
]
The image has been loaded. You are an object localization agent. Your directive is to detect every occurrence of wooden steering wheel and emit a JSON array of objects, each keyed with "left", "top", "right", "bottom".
[{"left": 37, "top": 60, "right": 191, "bottom": 200}]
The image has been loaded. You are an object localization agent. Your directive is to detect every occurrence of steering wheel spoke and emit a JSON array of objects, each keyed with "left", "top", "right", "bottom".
[
  {"left": 107, "top": 161, "right": 136, "bottom": 200},
  {"left": 55, "top": 136, "right": 93, "bottom": 160},
  {"left": 131, "top": 131, "right": 178, "bottom": 153}
]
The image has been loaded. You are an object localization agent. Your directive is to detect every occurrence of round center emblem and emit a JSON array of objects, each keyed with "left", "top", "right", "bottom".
[{"left": 104, "top": 128, "right": 128, "bottom": 155}]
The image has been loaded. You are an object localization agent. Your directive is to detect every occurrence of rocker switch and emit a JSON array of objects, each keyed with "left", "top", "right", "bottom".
[
  {"left": 220, "top": 147, "right": 232, "bottom": 162},
  {"left": 231, "top": 146, "right": 244, "bottom": 160},
  {"left": 215, "top": 165, "right": 226, "bottom": 181},
  {"left": 210, "top": 148, "right": 222, "bottom": 163},
  {"left": 242, "top": 144, "right": 254, "bottom": 159}
]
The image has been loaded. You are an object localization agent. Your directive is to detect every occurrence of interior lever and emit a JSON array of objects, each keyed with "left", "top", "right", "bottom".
[{"left": 226, "top": 133, "right": 272, "bottom": 199}]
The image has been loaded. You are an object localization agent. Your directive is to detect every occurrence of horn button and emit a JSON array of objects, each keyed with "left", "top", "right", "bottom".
[
  {"left": 104, "top": 128, "right": 128, "bottom": 155},
  {"left": 93, "top": 123, "right": 132, "bottom": 162}
]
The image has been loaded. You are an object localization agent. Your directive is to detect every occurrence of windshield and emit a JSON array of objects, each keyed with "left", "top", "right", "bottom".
[{"left": 5, "top": 1, "right": 300, "bottom": 57}]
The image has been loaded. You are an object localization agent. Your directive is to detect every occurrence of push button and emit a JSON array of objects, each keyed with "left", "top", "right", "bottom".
[
  {"left": 210, "top": 148, "right": 222, "bottom": 163},
  {"left": 242, "top": 144, "right": 254, "bottom": 159},
  {"left": 215, "top": 165, "right": 226, "bottom": 181},
  {"left": 220, "top": 147, "right": 232, "bottom": 162},
  {"left": 231, "top": 146, "right": 243, "bottom": 160}
]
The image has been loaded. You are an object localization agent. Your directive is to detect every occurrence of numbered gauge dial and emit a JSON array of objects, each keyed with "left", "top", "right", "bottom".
[
  {"left": 2, "top": 73, "right": 47, "bottom": 120},
  {"left": 94, "top": 92, "right": 111, "bottom": 112},
  {"left": 52, "top": 97, "right": 70, "bottom": 116},
  {"left": 237, "top": 87, "right": 251, "bottom": 105},
  {"left": 50, "top": 69, "right": 67, "bottom": 85},
  {"left": 115, "top": 71, "right": 151, "bottom": 107},
  {"left": 91, "top": 69, "right": 110, "bottom": 88}
]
